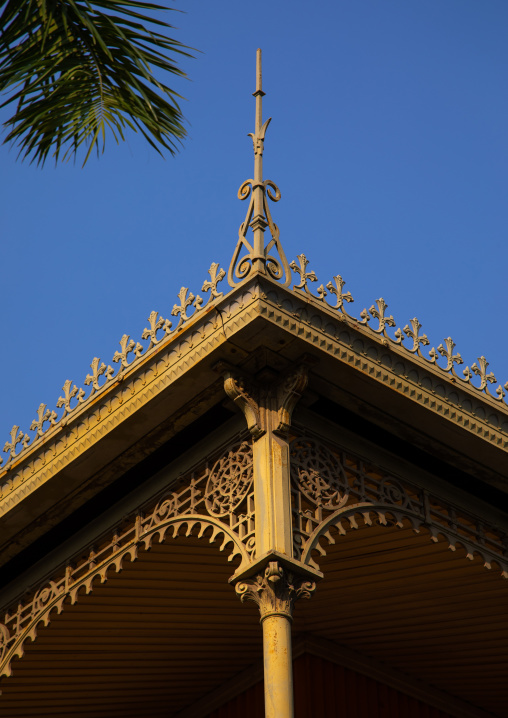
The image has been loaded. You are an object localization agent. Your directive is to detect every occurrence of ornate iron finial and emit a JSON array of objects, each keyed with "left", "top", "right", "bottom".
[{"left": 228, "top": 49, "right": 291, "bottom": 287}]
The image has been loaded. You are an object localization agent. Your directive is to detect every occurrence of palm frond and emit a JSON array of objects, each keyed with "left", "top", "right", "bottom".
[{"left": 0, "top": 0, "right": 193, "bottom": 166}]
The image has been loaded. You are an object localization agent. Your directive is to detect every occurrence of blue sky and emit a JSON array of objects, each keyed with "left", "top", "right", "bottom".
[{"left": 0, "top": 1, "right": 507, "bottom": 449}]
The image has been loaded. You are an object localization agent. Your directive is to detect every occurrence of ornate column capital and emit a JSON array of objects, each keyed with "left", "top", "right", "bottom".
[
  {"left": 216, "top": 356, "right": 313, "bottom": 438},
  {"left": 235, "top": 560, "right": 316, "bottom": 621},
  {"left": 219, "top": 365, "right": 264, "bottom": 439},
  {"left": 216, "top": 356, "right": 316, "bottom": 559}
]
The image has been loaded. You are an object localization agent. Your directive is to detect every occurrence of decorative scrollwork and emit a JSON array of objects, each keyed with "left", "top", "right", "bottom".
[
  {"left": 0, "top": 623, "right": 9, "bottom": 662},
  {"left": 30, "top": 403, "right": 57, "bottom": 440},
  {"left": 378, "top": 478, "right": 415, "bottom": 511},
  {"left": 229, "top": 182, "right": 256, "bottom": 284},
  {"left": 361, "top": 298, "right": 396, "bottom": 335},
  {"left": 33, "top": 582, "right": 59, "bottom": 613},
  {"left": 228, "top": 176, "right": 290, "bottom": 287},
  {"left": 202, "top": 262, "right": 226, "bottom": 303},
  {"left": 205, "top": 442, "right": 253, "bottom": 517},
  {"left": 84, "top": 358, "right": 114, "bottom": 395},
  {"left": 290, "top": 432, "right": 508, "bottom": 578},
  {"left": 3, "top": 425, "right": 30, "bottom": 465},
  {"left": 436, "top": 337, "right": 463, "bottom": 374},
  {"left": 235, "top": 560, "right": 316, "bottom": 620},
  {"left": 290, "top": 437, "right": 349, "bottom": 510},
  {"left": 227, "top": 54, "right": 290, "bottom": 288},
  {"left": 326, "top": 274, "right": 354, "bottom": 314},
  {"left": 403, "top": 318, "right": 429, "bottom": 355},
  {"left": 141, "top": 311, "right": 172, "bottom": 350},
  {"left": 172, "top": 287, "right": 203, "bottom": 326},
  {"left": 0, "top": 438, "right": 256, "bottom": 679},
  {"left": 113, "top": 335, "right": 143, "bottom": 371},
  {"left": 290, "top": 254, "right": 318, "bottom": 294}
]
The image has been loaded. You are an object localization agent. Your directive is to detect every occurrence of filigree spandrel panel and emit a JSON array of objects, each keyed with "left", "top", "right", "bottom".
[
  {"left": 144, "top": 439, "right": 255, "bottom": 553},
  {"left": 289, "top": 434, "right": 508, "bottom": 578},
  {"left": 0, "top": 437, "right": 255, "bottom": 679}
]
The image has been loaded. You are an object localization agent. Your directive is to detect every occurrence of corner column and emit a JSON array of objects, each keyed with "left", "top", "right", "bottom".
[
  {"left": 220, "top": 359, "right": 320, "bottom": 718},
  {"left": 236, "top": 561, "right": 316, "bottom": 718}
]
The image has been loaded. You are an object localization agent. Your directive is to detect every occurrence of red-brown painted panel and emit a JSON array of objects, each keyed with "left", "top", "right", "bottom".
[{"left": 207, "top": 653, "right": 458, "bottom": 718}]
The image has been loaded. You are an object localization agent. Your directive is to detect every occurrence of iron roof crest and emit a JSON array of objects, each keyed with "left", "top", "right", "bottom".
[{"left": 0, "top": 51, "right": 507, "bottom": 475}]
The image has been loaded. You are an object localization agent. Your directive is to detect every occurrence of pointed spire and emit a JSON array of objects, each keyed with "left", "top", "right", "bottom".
[{"left": 228, "top": 49, "right": 290, "bottom": 288}]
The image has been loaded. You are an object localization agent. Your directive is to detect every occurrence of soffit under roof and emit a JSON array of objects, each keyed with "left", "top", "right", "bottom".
[{"left": 0, "top": 524, "right": 506, "bottom": 718}]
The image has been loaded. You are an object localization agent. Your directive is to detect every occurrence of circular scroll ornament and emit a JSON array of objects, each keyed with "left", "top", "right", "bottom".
[
  {"left": 33, "top": 582, "right": 59, "bottom": 612},
  {"left": 290, "top": 437, "right": 349, "bottom": 509},
  {"left": 378, "top": 478, "right": 413, "bottom": 510},
  {"left": 205, "top": 442, "right": 253, "bottom": 517},
  {"left": 0, "top": 623, "right": 9, "bottom": 662}
]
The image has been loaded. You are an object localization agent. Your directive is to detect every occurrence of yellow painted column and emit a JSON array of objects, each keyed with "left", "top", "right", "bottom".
[
  {"left": 262, "top": 613, "right": 294, "bottom": 718},
  {"left": 236, "top": 561, "right": 316, "bottom": 718},
  {"left": 222, "top": 362, "right": 315, "bottom": 718},
  {"left": 253, "top": 429, "right": 293, "bottom": 558}
]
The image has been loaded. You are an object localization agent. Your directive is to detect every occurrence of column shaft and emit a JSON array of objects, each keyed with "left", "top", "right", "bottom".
[
  {"left": 262, "top": 614, "right": 294, "bottom": 718},
  {"left": 253, "top": 428, "right": 293, "bottom": 557}
]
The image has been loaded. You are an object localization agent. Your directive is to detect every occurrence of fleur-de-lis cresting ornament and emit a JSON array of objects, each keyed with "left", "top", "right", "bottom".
[
  {"left": 3, "top": 425, "right": 29, "bottom": 463},
  {"left": 202, "top": 262, "right": 226, "bottom": 303},
  {"left": 290, "top": 254, "right": 318, "bottom": 294},
  {"left": 30, "top": 403, "right": 57, "bottom": 439},
  {"left": 113, "top": 334, "right": 142, "bottom": 371},
  {"left": 326, "top": 274, "right": 354, "bottom": 313},
  {"left": 57, "top": 380, "right": 85, "bottom": 419},
  {"left": 85, "top": 357, "right": 114, "bottom": 395},
  {"left": 470, "top": 356, "right": 497, "bottom": 393},
  {"left": 142, "top": 311, "right": 172, "bottom": 350},
  {"left": 403, "top": 318, "right": 429, "bottom": 355},
  {"left": 437, "top": 337, "right": 463, "bottom": 374},
  {"left": 366, "top": 298, "right": 396, "bottom": 335},
  {"left": 172, "top": 287, "right": 202, "bottom": 325}
]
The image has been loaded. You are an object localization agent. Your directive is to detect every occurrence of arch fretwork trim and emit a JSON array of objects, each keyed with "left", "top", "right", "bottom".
[
  {"left": 290, "top": 435, "right": 508, "bottom": 577},
  {"left": 0, "top": 439, "right": 255, "bottom": 679}
]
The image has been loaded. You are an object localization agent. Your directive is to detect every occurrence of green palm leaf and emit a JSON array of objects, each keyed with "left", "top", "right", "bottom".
[{"left": 0, "top": 0, "right": 192, "bottom": 166}]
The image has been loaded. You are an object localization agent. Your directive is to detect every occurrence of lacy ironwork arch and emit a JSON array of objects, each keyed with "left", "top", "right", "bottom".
[
  {"left": 290, "top": 435, "right": 508, "bottom": 578},
  {"left": 298, "top": 502, "right": 508, "bottom": 574},
  {"left": 0, "top": 439, "right": 255, "bottom": 679}
]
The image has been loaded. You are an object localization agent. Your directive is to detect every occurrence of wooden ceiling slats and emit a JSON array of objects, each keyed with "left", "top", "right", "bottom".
[
  {"left": 45, "top": 627, "right": 259, "bottom": 638},
  {"left": 315, "top": 562, "right": 484, "bottom": 586},
  {"left": 309, "top": 578, "right": 501, "bottom": 605},
  {"left": 301, "top": 598, "right": 505, "bottom": 622},
  {"left": 335, "top": 556, "right": 479, "bottom": 580},
  {"left": 316, "top": 571, "right": 503, "bottom": 595},
  {"left": 305, "top": 613, "right": 508, "bottom": 635},
  {"left": 300, "top": 583, "right": 503, "bottom": 608},
  {"left": 2, "top": 526, "right": 507, "bottom": 716}
]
